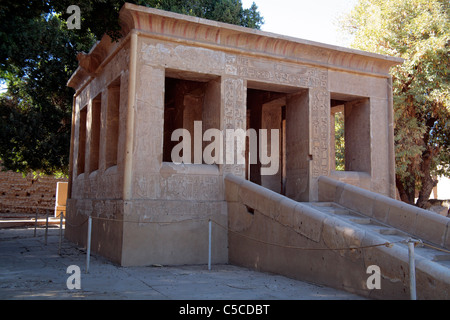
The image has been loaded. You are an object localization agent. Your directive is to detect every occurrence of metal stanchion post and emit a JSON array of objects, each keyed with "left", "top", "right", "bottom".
[
  {"left": 86, "top": 216, "right": 92, "bottom": 274},
  {"left": 208, "top": 220, "right": 212, "bottom": 271},
  {"left": 408, "top": 239, "right": 417, "bottom": 300},
  {"left": 34, "top": 208, "right": 38, "bottom": 237},
  {"left": 58, "top": 212, "right": 63, "bottom": 255},
  {"left": 44, "top": 209, "right": 49, "bottom": 245}
]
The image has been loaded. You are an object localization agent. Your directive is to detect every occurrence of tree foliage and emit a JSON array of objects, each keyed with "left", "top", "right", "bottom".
[
  {"left": 341, "top": 0, "right": 450, "bottom": 206},
  {"left": 0, "top": 8, "right": 95, "bottom": 176},
  {"left": 0, "top": 0, "right": 263, "bottom": 176},
  {"left": 53, "top": 0, "right": 264, "bottom": 41},
  {"left": 334, "top": 112, "right": 345, "bottom": 171}
]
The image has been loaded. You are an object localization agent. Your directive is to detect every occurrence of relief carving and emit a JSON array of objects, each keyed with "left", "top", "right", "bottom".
[
  {"left": 310, "top": 87, "right": 330, "bottom": 178},
  {"left": 141, "top": 42, "right": 225, "bottom": 73},
  {"left": 162, "top": 174, "right": 222, "bottom": 200},
  {"left": 236, "top": 56, "right": 328, "bottom": 89},
  {"left": 223, "top": 78, "right": 245, "bottom": 131},
  {"left": 225, "top": 54, "right": 237, "bottom": 75},
  {"left": 223, "top": 77, "right": 246, "bottom": 178}
]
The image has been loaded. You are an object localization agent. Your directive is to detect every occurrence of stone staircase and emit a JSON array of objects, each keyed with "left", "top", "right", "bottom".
[
  {"left": 303, "top": 202, "right": 450, "bottom": 270},
  {"left": 226, "top": 174, "right": 450, "bottom": 299}
]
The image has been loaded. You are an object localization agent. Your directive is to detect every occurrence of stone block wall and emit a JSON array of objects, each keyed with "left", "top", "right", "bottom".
[{"left": 0, "top": 170, "right": 67, "bottom": 215}]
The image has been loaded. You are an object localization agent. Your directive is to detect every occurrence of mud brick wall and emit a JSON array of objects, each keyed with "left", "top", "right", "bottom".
[{"left": 0, "top": 170, "right": 67, "bottom": 215}]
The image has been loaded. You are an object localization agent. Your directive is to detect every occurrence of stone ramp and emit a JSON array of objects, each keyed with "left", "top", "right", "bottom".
[
  {"left": 318, "top": 176, "right": 450, "bottom": 250},
  {"left": 304, "top": 202, "right": 450, "bottom": 271},
  {"left": 225, "top": 174, "right": 450, "bottom": 300}
]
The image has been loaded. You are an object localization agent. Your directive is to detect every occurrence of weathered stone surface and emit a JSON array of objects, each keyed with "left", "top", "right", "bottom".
[
  {"left": 318, "top": 175, "right": 450, "bottom": 250},
  {"left": 413, "top": 207, "right": 449, "bottom": 248},
  {"left": 293, "top": 204, "right": 325, "bottom": 243}
]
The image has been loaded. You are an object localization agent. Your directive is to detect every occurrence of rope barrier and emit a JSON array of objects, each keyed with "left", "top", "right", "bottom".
[
  {"left": 90, "top": 215, "right": 207, "bottom": 225},
  {"left": 59, "top": 213, "right": 401, "bottom": 252},
  {"left": 210, "top": 219, "right": 401, "bottom": 251},
  {"left": 18, "top": 208, "right": 450, "bottom": 300},
  {"left": 422, "top": 242, "right": 450, "bottom": 254},
  {"left": 64, "top": 217, "right": 89, "bottom": 228},
  {"left": 39, "top": 208, "right": 450, "bottom": 258},
  {"left": 59, "top": 212, "right": 450, "bottom": 254},
  {"left": 17, "top": 206, "right": 449, "bottom": 301}
]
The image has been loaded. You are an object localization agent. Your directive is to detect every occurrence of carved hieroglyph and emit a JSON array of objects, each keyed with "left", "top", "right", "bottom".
[
  {"left": 231, "top": 54, "right": 330, "bottom": 179},
  {"left": 222, "top": 77, "right": 247, "bottom": 178},
  {"left": 310, "top": 87, "right": 330, "bottom": 178},
  {"left": 140, "top": 39, "right": 330, "bottom": 183},
  {"left": 141, "top": 42, "right": 225, "bottom": 74}
]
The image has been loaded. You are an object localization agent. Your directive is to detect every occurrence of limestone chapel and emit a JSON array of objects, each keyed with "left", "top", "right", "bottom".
[{"left": 66, "top": 3, "right": 402, "bottom": 266}]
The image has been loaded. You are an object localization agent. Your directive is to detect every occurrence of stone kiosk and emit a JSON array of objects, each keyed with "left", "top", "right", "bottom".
[{"left": 66, "top": 3, "right": 403, "bottom": 267}]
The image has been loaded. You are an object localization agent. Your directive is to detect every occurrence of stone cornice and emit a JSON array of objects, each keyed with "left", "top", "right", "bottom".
[
  {"left": 67, "top": 34, "right": 129, "bottom": 91},
  {"left": 68, "top": 2, "right": 403, "bottom": 91},
  {"left": 119, "top": 3, "right": 403, "bottom": 74}
]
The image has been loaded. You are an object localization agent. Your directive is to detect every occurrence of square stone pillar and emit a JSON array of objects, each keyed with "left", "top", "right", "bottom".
[
  {"left": 285, "top": 87, "right": 330, "bottom": 202},
  {"left": 285, "top": 91, "right": 310, "bottom": 202},
  {"left": 131, "top": 64, "right": 165, "bottom": 199},
  {"left": 260, "top": 103, "right": 283, "bottom": 193},
  {"left": 222, "top": 76, "right": 247, "bottom": 178},
  {"left": 344, "top": 98, "right": 371, "bottom": 173}
]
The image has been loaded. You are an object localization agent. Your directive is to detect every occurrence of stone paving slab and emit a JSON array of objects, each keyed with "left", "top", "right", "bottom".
[{"left": 0, "top": 227, "right": 364, "bottom": 301}]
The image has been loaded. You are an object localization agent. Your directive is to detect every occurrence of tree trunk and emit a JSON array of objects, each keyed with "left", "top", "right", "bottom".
[
  {"left": 416, "top": 147, "right": 439, "bottom": 208},
  {"left": 396, "top": 175, "right": 415, "bottom": 205}
]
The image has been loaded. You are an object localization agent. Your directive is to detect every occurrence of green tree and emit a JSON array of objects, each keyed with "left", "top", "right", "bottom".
[
  {"left": 341, "top": 0, "right": 450, "bottom": 207},
  {"left": 334, "top": 112, "right": 345, "bottom": 171},
  {"left": 52, "top": 0, "right": 264, "bottom": 40},
  {"left": 0, "top": 9, "right": 95, "bottom": 176},
  {"left": 0, "top": 0, "right": 263, "bottom": 176}
]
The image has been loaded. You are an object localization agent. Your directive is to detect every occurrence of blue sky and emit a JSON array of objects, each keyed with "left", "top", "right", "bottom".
[{"left": 242, "top": 0, "right": 358, "bottom": 46}]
